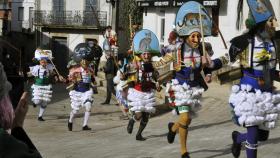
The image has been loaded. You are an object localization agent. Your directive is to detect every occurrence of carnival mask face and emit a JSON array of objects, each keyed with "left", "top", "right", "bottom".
[
  {"left": 260, "top": 17, "right": 278, "bottom": 39},
  {"left": 141, "top": 52, "right": 152, "bottom": 63},
  {"left": 186, "top": 32, "right": 201, "bottom": 48},
  {"left": 39, "top": 59, "right": 47, "bottom": 67},
  {"left": 80, "top": 59, "right": 90, "bottom": 68}
]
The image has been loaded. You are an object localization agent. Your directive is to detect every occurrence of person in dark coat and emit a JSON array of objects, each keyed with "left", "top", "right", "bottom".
[
  {"left": 1, "top": 51, "right": 26, "bottom": 110},
  {"left": 0, "top": 62, "right": 41, "bottom": 158},
  {"left": 101, "top": 52, "right": 116, "bottom": 105},
  {"left": 88, "top": 39, "right": 103, "bottom": 76}
]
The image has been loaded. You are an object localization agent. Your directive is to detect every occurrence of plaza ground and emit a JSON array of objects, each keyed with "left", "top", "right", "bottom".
[{"left": 24, "top": 81, "right": 280, "bottom": 158}]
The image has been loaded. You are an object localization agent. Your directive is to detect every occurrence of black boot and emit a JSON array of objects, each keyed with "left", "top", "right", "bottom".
[
  {"left": 33, "top": 103, "right": 37, "bottom": 108},
  {"left": 231, "top": 131, "right": 241, "bottom": 158},
  {"left": 136, "top": 134, "right": 146, "bottom": 141},
  {"left": 38, "top": 116, "right": 45, "bottom": 121},
  {"left": 136, "top": 119, "right": 148, "bottom": 141},
  {"left": 167, "top": 122, "right": 176, "bottom": 144},
  {"left": 127, "top": 118, "right": 135, "bottom": 134},
  {"left": 68, "top": 122, "right": 73, "bottom": 131},
  {"left": 181, "top": 152, "right": 190, "bottom": 158},
  {"left": 82, "top": 125, "right": 92, "bottom": 131}
]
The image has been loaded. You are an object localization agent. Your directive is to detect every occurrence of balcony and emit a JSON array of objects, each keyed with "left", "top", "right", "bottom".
[{"left": 33, "top": 10, "right": 107, "bottom": 29}]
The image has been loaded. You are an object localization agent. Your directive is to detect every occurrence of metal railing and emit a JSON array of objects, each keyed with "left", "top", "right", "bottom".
[{"left": 33, "top": 10, "right": 107, "bottom": 28}]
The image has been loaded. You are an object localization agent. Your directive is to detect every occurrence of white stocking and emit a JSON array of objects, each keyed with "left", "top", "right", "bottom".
[
  {"left": 83, "top": 111, "right": 91, "bottom": 127},
  {"left": 69, "top": 110, "right": 77, "bottom": 123},
  {"left": 39, "top": 107, "right": 45, "bottom": 117}
]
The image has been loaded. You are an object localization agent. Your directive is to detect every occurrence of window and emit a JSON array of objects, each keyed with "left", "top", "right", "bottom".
[
  {"left": 160, "top": 18, "right": 165, "bottom": 42},
  {"left": 18, "top": 7, "right": 24, "bottom": 21},
  {"left": 29, "top": 7, "right": 34, "bottom": 29},
  {"left": 52, "top": 0, "right": 64, "bottom": 12},
  {"left": 29, "top": 7, "right": 34, "bottom": 19},
  {"left": 85, "top": 0, "right": 97, "bottom": 11}
]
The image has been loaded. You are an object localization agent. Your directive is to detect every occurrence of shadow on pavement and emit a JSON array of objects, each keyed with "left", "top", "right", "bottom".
[
  {"left": 189, "top": 134, "right": 280, "bottom": 158},
  {"left": 189, "top": 120, "right": 232, "bottom": 131},
  {"left": 50, "top": 83, "right": 70, "bottom": 103},
  {"left": 44, "top": 110, "right": 123, "bottom": 120},
  {"left": 262, "top": 136, "right": 280, "bottom": 145},
  {"left": 190, "top": 147, "right": 231, "bottom": 158},
  {"left": 145, "top": 133, "right": 168, "bottom": 139}
]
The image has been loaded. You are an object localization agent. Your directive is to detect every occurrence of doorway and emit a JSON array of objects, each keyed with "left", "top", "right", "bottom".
[{"left": 51, "top": 37, "right": 69, "bottom": 76}]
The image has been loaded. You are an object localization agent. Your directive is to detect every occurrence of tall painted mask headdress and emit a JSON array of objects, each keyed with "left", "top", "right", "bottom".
[
  {"left": 237, "top": 0, "right": 278, "bottom": 31},
  {"left": 34, "top": 49, "right": 53, "bottom": 61},
  {"left": 72, "top": 43, "right": 94, "bottom": 63},
  {"left": 175, "top": 1, "right": 212, "bottom": 36}
]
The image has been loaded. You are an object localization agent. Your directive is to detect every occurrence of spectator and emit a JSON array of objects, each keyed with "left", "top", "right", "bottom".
[
  {"left": 1, "top": 51, "right": 26, "bottom": 109},
  {"left": 104, "top": 26, "right": 117, "bottom": 46},
  {"left": 113, "top": 59, "right": 129, "bottom": 120},
  {"left": 88, "top": 39, "right": 103, "bottom": 76},
  {"left": 0, "top": 62, "right": 42, "bottom": 158},
  {"left": 101, "top": 52, "right": 116, "bottom": 105},
  {"left": 104, "top": 26, "right": 118, "bottom": 57}
]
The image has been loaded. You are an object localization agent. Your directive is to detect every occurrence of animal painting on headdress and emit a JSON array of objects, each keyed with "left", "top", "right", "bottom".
[
  {"left": 133, "top": 29, "right": 160, "bottom": 56},
  {"left": 178, "top": 13, "right": 208, "bottom": 29},
  {"left": 175, "top": 1, "right": 212, "bottom": 36},
  {"left": 255, "top": 0, "right": 268, "bottom": 13},
  {"left": 34, "top": 49, "right": 53, "bottom": 61},
  {"left": 72, "top": 43, "right": 94, "bottom": 63},
  {"left": 139, "top": 32, "right": 152, "bottom": 52},
  {"left": 247, "top": 0, "right": 274, "bottom": 24}
]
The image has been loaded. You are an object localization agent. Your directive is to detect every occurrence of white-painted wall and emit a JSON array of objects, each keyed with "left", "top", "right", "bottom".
[
  {"left": 67, "top": 1, "right": 83, "bottom": 11},
  {"left": 164, "top": 9, "right": 177, "bottom": 43},
  {"left": 142, "top": 1, "right": 280, "bottom": 58},
  {"left": 99, "top": 0, "right": 111, "bottom": 27},
  {"left": 68, "top": 34, "right": 84, "bottom": 52},
  {"left": 11, "top": 0, "right": 35, "bottom": 32}
]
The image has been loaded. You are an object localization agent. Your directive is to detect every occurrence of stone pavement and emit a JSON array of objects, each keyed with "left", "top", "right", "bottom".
[{"left": 23, "top": 80, "right": 280, "bottom": 158}]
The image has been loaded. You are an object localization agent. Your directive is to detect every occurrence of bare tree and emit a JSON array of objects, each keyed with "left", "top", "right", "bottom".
[{"left": 118, "top": 0, "right": 142, "bottom": 54}]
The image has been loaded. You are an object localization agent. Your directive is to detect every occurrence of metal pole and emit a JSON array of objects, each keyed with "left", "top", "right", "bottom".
[{"left": 199, "top": 5, "right": 206, "bottom": 57}]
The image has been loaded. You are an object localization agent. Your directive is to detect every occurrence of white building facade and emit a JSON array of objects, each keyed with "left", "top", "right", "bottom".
[
  {"left": 33, "top": 0, "right": 114, "bottom": 75},
  {"left": 137, "top": 0, "right": 280, "bottom": 58},
  {"left": 11, "top": 0, "right": 35, "bottom": 33}
]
